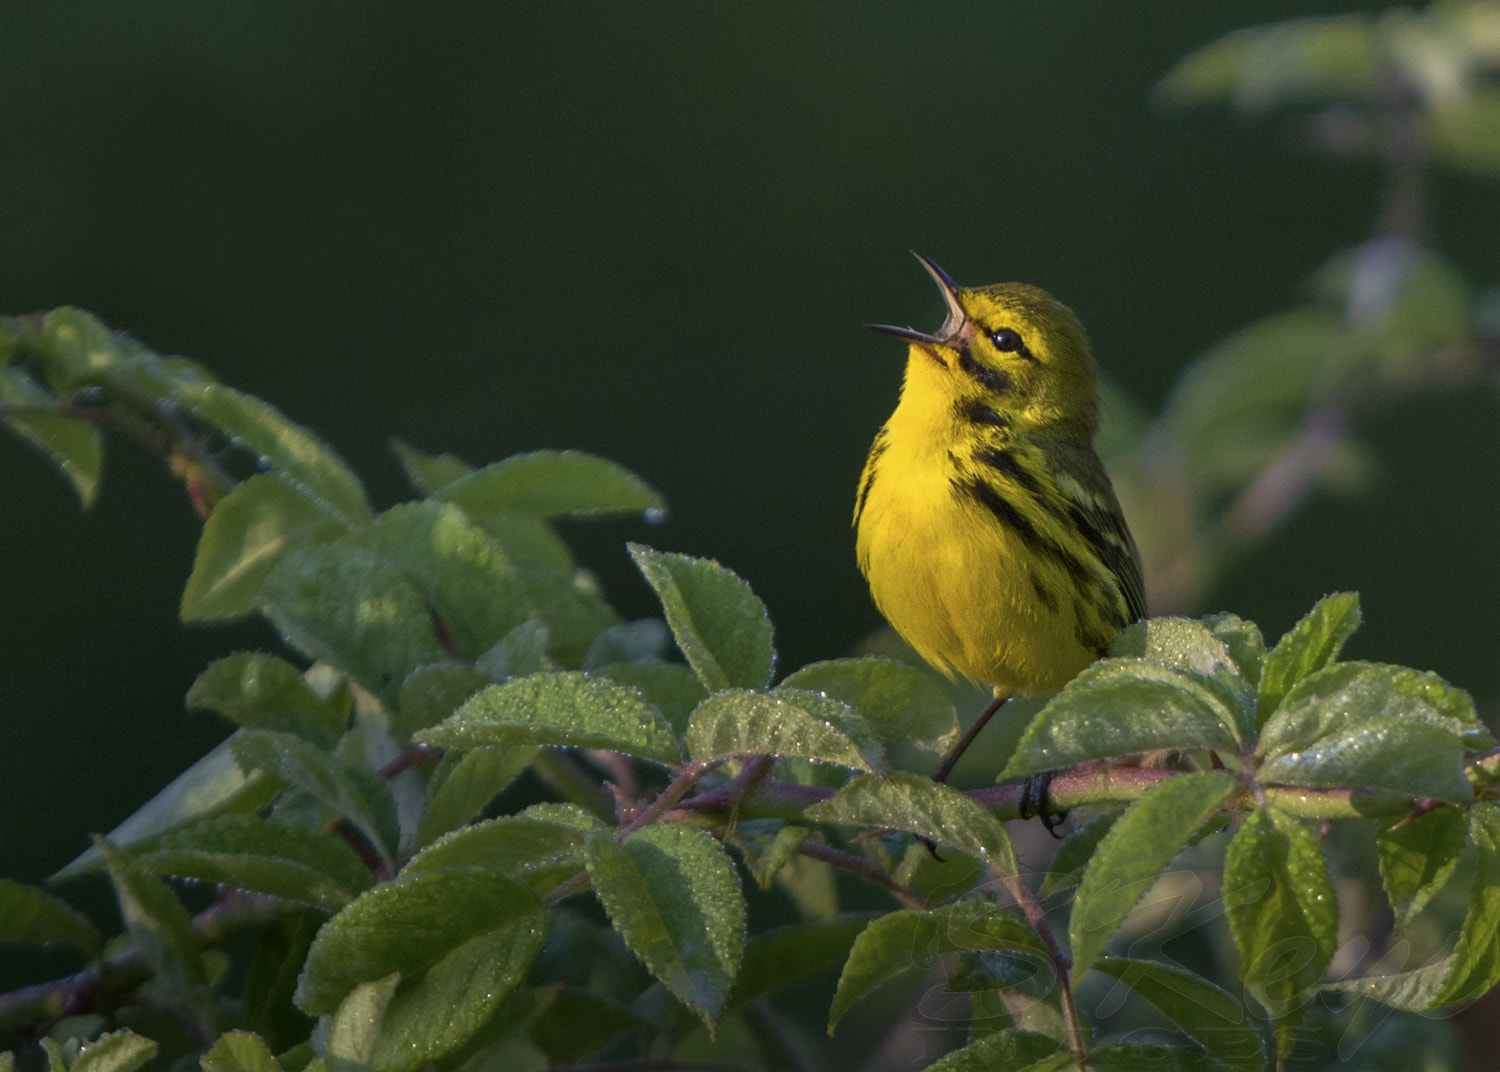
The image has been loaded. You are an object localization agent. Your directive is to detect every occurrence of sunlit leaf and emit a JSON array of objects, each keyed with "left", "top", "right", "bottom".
[
  {"left": 686, "top": 687, "right": 883, "bottom": 771},
  {"left": 1256, "top": 592, "right": 1361, "bottom": 724},
  {"left": 1094, "top": 956, "right": 1265, "bottom": 1070},
  {"left": 780, "top": 657, "right": 958, "bottom": 754},
  {"left": 187, "top": 652, "right": 346, "bottom": 748},
  {"left": 435, "top": 450, "right": 664, "bottom": 520}
]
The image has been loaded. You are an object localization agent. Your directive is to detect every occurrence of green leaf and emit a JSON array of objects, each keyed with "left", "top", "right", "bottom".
[
  {"left": 582, "top": 619, "right": 671, "bottom": 670},
  {"left": 1258, "top": 662, "right": 1474, "bottom": 801},
  {"left": 415, "top": 745, "right": 540, "bottom": 849},
  {"left": 182, "top": 474, "right": 350, "bottom": 622},
  {"left": 65, "top": 1032, "right": 159, "bottom": 1072},
  {"left": 686, "top": 687, "right": 884, "bottom": 771},
  {"left": 592, "top": 661, "right": 707, "bottom": 736},
  {"left": 806, "top": 772, "right": 1018, "bottom": 878},
  {"left": 584, "top": 822, "right": 744, "bottom": 1027},
  {"left": 95, "top": 839, "right": 213, "bottom": 1028},
  {"left": 829, "top": 902, "right": 1048, "bottom": 1032},
  {"left": 1222, "top": 808, "right": 1337, "bottom": 1058},
  {"left": 1257, "top": 592, "right": 1361, "bottom": 724},
  {"left": 416, "top": 672, "right": 681, "bottom": 765},
  {"left": 1082, "top": 1042, "right": 1231, "bottom": 1072},
  {"left": 1109, "top": 616, "right": 1255, "bottom": 741},
  {"left": 628, "top": 544, "right": 774, "bottom": 692},
  {"left": 435, "top": 450, "right": 664, "bottom": 520},
  {"left": 1093, "top": 956, "right": 1264, "bottom": 1071},
  {"left": 408, "top": 804, "right": 600, "bottom": 895},
  {"left": 200, "top": 1031, "right": 282, "bottom": 1072},
  {"left": 37, "top": 307, "right": 125, "bottom": 391},
  {"left": 327, "top": 972, "right": 399, "bottom": 1069},
  {"left": 1003, "top": 660, "right": 1240, "bottom": 780},
  {"left": 1434, "top": 803, "right": 1500, "bottom": 1005},
  {"left": 256, "top": 544, "right": 446, "bottom": 709},
  {"left": 1376, "top": 806, "right": 1467, "bottom": 932},
  {"left": 55, "top": 734, "right": 282, "bottom": 880},
  {"left": 728, "top": 914, "right": 879, "bottom": 1011},
  {"left": 1040, "top": 812, "right": 1118, "bottom": 896},
  {"left": 232, "top": 730, "right": 400, "bottom": 864},
  {"left": 474, "top": 620, "right": 551, "bottom": 681},
  {"left": 527, "top": 990, "right": 646, "bottom": 1064},
  {"left": 514, "top": 568, "right": 621, "bottom": 666},
  {"left": 188, "top": 653, "right": 347, "bottom": 748},
  {"left": 347, "top": 501, "right": 530, "bottom": 659},
  {"left": 392, "top": 663, "right": 491, "bottom": 741},
  {"left": 295, "top": 869, "right": 547, "bottom": 1070},
  {"left": 0, "top": 366, "right": 102, "bottom": 507},
  {"left": 0, "top": 880, "right": 101, "bottom": 957},
  {"left": 780, "top": 657, "right": 959, "bottom": 754},
  {"left": 1070, "top": 772, "right": 1239, "bottom": 982},
  {"left": 390, "top": 438, "right": 472, "bottom": 496},
  {"left": 136, "top": 815, "right": 372, "bottom": 913},
  {"left": 918, "top": 1029, "right": 1063, "bottom": 1071},
  {"left": 242, "top": 915, "right": 318, "bottom": 1053}
]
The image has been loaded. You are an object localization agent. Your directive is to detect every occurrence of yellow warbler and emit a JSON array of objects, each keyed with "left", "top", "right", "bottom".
[{"left": 855, "top": 254, "right": 1145, "bottom": 778}]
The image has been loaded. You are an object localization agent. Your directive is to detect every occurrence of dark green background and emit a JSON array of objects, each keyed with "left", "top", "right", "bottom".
[{"left": 2, "top": 2, "right": 1496, "bottom": 887}]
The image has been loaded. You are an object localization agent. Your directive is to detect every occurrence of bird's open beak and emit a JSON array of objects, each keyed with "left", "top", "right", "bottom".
[{"left": 868, "top": 252, "right": 966, "bottom": 345}]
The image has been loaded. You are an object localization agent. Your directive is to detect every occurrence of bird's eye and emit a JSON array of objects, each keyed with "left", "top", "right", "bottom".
[{"left": 990, "top": 328, "right": 1024, "bottom": 352}]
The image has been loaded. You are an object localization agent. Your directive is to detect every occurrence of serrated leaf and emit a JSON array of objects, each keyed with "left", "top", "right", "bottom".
[
  {"left": 1258, "top": 662, "right": 1474, "bottom": 801},
  {"left": 0, "top": 366, "right": 102, "bottom": 506},
  {"left": 408, "top": 804, "right": 600, "bottom": 894},
  {"left": 182, "top": 474, "right": 350, "bottom": 621},
  {"left": 584, "top": 823, "right": 744, "bottom": 1027},
  {"left": 1434, "top": 803, "right": 1500, "bottom": 1005},
  {"left": 1109, "top": 617, "right": 1254, "bottom": 742},
  {"left": 295, "top": 869, "right": 546, "bottom": 1070},
  {"left": 200, "top": 1031, "right": 282, "bottom": 1072},
  {"left": 390, "top": 438, "right": 472, "bottom": 496},
  {"left": 686, "top": 687, "right": 884, "bottom": 771},
  {"left": 256, "top": 544, "right": 445, "bottom": 709},
  {"left": 414, "top": 745, "right": 540, "bottom": 849},
  {"left": 1070, "top": 771, "right": 1239, "bottom": 982},
  {"left": 1040, "top": 812, "right": 1120, "bottom": 896},
  {"left": 628, "top": 544, "right": 774, "bottom": 692},
  {"left": 232, "top": 730, "right": 399, "bottom": 864},
  {"left": 1376, "top": 806, "right": 1467, "bottom": 932},
  {"left": 1223, "top": 808, "right": 1337, "bottom": 1057},
  {"left": 435, "top": 450, "right": 664, "bottom": 520},
  {"left": 1002, "top": 660, "right": 1240, "bottom": 780},
  {"left": 416, "top": 672, "right": 680, "bottom": 765},
  {"left": 807, "top": 772, "right": 1018, "bottom": 878},
  {"left": 96, "top": 839, "right": 213, "bottom": 1028},
  {"left": 136, "top": 815, "right": 372, "bottom": 912},
  {"left": 66, "top": 1032, "right": 159, "bottom": 1072},
  {"left": 55, "top": 734, "right": 282, "bottom": 880},
  {"left": 0, "top": 880, "right": 101, "bottom": 957},
  {"left": 919, "top": 1030, "right": 1064, "bottom": 1072},
  {"left": 188, "top": 653, "right": 346, "bottom": 748},
  {"left": 347, "top": 501, "right": 530, "bottom": 659},
  {"left": 780, "top": 657, "right": 959, "bottom": 754},
  {"left": 592, "top": 662, "right": 707, "bottom": 736},
  {"left": 1093, "top": 956, "right": 1264, "bottom": 1071},
  {"left": 1257, "top": 592, "right": 1361, "bottom": 724},
  {"left": 829, "top": 902, "right": 1047, "bottom": 1031},
  {"left": 392, "top": 663, "right": 491, "bottom": 741}
]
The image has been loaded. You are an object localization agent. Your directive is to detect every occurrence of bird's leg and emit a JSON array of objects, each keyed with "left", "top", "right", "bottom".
[{"left": 932, "top": 691, "right": 1008, "bottom": 784}]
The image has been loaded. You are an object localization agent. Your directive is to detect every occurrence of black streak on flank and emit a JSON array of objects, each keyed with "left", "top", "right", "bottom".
[
  {"left": 958, "top": 351, "right": 1011, "bottom": 395},
  {"left": 954, "top": 476, "right": 1039, "bottom": 547},
  {"left": 956, "top": 398, "right": 1010, "bottom": 428},
  {"left": 1030, "top": 574, "right": 1059, "bottom": 614},
  {"left": 855, "top": 432, "right": 888, "bottom": 523},
  {"left": 974, "top": 446, "right": 1044, "bottom": 498}
]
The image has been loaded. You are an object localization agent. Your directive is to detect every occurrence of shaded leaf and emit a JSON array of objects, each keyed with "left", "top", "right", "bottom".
[
  {"left": 0, "top": 879, "right": 101, "bottom": 958},
  {"left": 1109, "top": 616, "right": 1254, "bottom": 741},
  {"left": 392, "top": 663, "right": 491, "bottom": 742},
  {"left": 729, "top": 914, "right": 880, "bottom": 1011},
  {"left": 1257, "top": 592, "right": 1361, "bottom": 724},
  {"left": 390, "top": 438, "right": 471, "bottom": 496},
  {"left": 327, "top": 972, "right": 399, "bottom": 1069},
  {"left": 780, "top": 657, "right": 958, "bottom": 754},
  {"left": 407, "top": 803, "right": 600, "bottom": 895},
  {"left": 1094, "top": 956, "right": 1264, "bottom": 1070},
  {"left": 474, "top": 620, "right": 551, "bottom": 681},
  {"left": 1203, "top": 612, "right": 1267, "bottom": 689},
  {"left": 200, "top": 1031, "right": 282, "bottom": 1072},
  {"left": 584, "top": 823, "right": 744, "bottom": 1027},
  {"left": 629, "top": 544, "right": 774, "bottom": 692},
  {"left": 1433, "top": 803, "right": 1500, "bottom": 1006},
  {"left": 1376, "top": 806, "right": 1467, "bottom": 932},
  {"left": 919, "top": 1029, "right": 1063, "bottom": 1071},
  {"left": 416, "top": 672, "right": 680, "bottom": 765},
  {"left": 0, "top": 365, "right": 102, "bottom": 506},
  {"left": 1070, "top": 772, "right": 1239, "bottom": 982},
  {"left": 686, "top": 687, "right": 883, "bottom": 771},
  {"left": 188, "top": 652, "right": 346, "bottom": 748},
  {"left": 436, "top": 450, "right": 664, "bottom": 520},
  {"left": 415, "top": 745, "right": 540, "bottom": 849},
  {"left": 1040, "top": 812, "right": 1119, "bottom": 896}
]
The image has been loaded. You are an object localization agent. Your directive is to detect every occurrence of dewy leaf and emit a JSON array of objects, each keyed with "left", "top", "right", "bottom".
[
  {"left": 920, "top": 1030, "right": 1064, "bottom": 1072},
  {"left": 1434, "top": 803, "right": 1500, "bottom": 1006},
  {"left": 408, "top": 803, "right": 600, "bottom": 896},
  {"left": 0, "top": 365, "right": 102, "bottom": 507},
  {"left": 346, "top": 501, "right": 530, "bottom": 659},
  {"left": 55, "top": 734, "right": 282, "bottom": 880},
  {"left": 1003, "top": 660, "right": 1240, "bottom": 780},
  {"left": 1202, "top": 612, "right": 1267, "bottom": 689},
  {"left": 327, "top": 972, "right": 399, "bottom": 1069},
  {"left": 1093, "top": 957, "right": 1264, "bottom": 1071},
  {"left": 256, "top": 544, "right": 445, "bottom": 710},
  {"left": 0, "top": 879, "right": 102, "bottom": 957},
  {"left": 1376, "top": 806, "right": 1467, "bottom": 932},
  {"left": 685, "top": 688, "right": 884, "bottom": 772},
  {"left": 584, "top": 823, "right": 744, "bottom": 1028},
  {"left": 182, "top": 474, "right": 350, "bottom": 622},
  {"left": 232, "top": 730, "right": 400, "bottom": 864},
  {"left": 628, "top": 544, "right": 775, "bottom": 693},
  {"left": 593, "top": 662, "right": 707, "bottom": 737},
  {"left": 1109, "top": 617, "right": 1254, "bottom": 741},
  {"left": 1257, "top": 592, "right": 1361, "bottom": 725},
  {"left": 414, "top": 744, "right": 540, "bottom": 849},
  {"left": 807, "top": 772, "right": 1018, "bottom": 879},
  {"left": 137, "top": 815, "right": 373, "bottom": 913},
  {"left": 66, "top": 1032, "right": 159, "bottom": 1072},
  {"left": 829, "top": 902, "right": 1047, "bottom": 1032},
  {"left": 780, "top": 657, "right": 959, "bottom": 754},
  {"left": 1258, "top": 662, "right": 1474, "bottom": 801},
  {"left": 1069, "top": 771, "right": 1239, "bottom": 982},
  {"left": 435, "top": 450, "right": 665, "bottom": 520},
  {"left": 295, "top": 868, "right": 546, "bottom": 1070},
  {"left": 188, "top": 653, "right": 346, "bottom": 748},
  {"left": 393, "top": 663, "right": 491, "bottom": 741},
  {"left": 200, "top": 1031, "right": 282, "bottom": 1072},
  {"left": 416, "top": 672, "right": 681, "bottom": 765},
  {"left": 1222, "top": 808, "right": 1337, "bottom": 1058},
  {"left": 390, "top": 438, "right": 472, "bottom": 496}
]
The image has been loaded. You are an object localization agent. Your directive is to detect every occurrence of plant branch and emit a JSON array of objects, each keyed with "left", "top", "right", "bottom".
[{"left": 795, "top": 838, "right": 930, "bottom": 911}]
